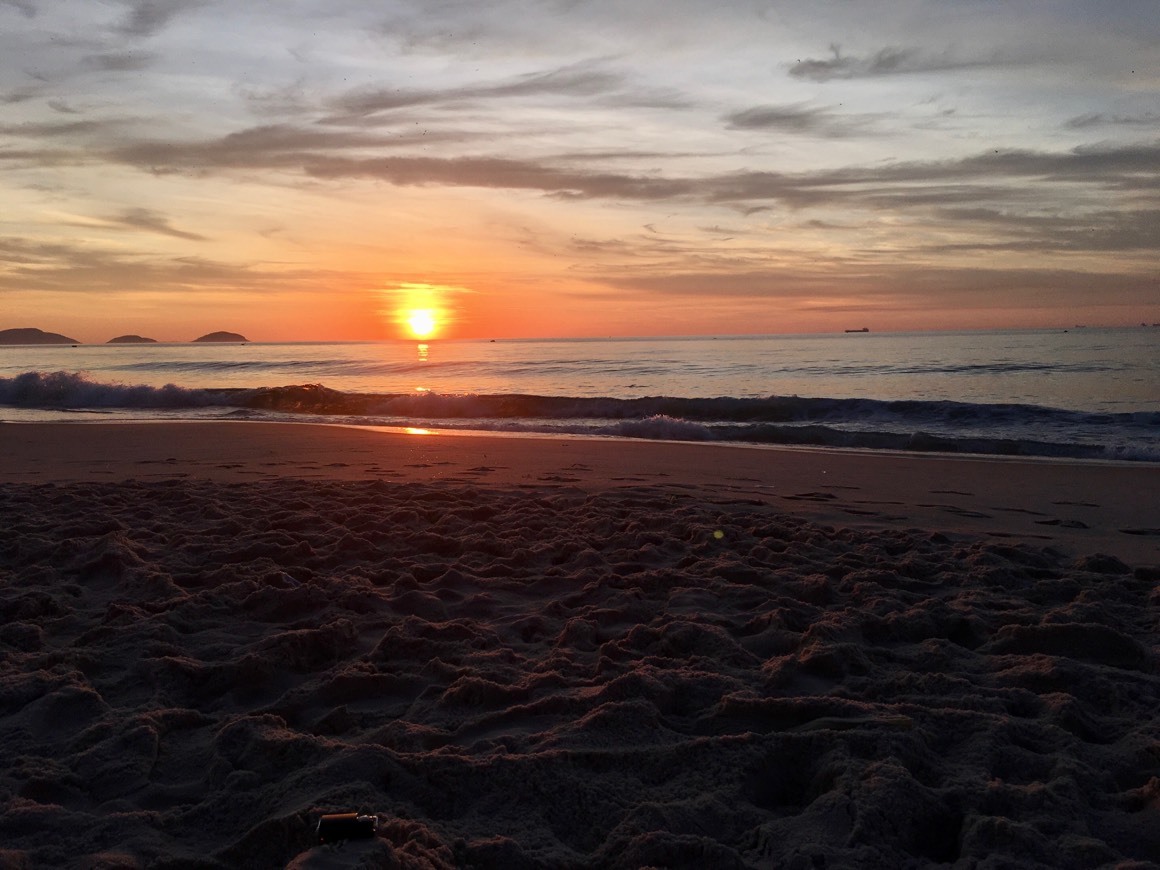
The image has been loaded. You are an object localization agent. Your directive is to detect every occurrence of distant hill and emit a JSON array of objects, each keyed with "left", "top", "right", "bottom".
[
  {"left": 108, "top": 334, "right": 158, "bottom": 344},
  {"left": 193, "top": 331, "right": 248, "bottom": 343},
  {"left": 0, "top": 327, "right": 80, "bottom": 345}
]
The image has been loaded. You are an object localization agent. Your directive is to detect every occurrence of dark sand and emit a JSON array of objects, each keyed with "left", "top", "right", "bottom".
[{"left": 0, "top": 423, "right": 1157, "bottom": 868}]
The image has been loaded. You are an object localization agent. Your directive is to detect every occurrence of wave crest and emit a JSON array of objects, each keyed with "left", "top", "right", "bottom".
[
  {"left": 0, "top": 371, "right": 224, "bottom": 408},
  {"left": 2, "top": 371, "right": 1156, "bottom": 462}
]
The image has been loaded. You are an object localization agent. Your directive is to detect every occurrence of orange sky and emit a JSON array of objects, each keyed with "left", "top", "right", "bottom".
[{"left": 1, "top": 1, "right": 1157, "bottom": 342}]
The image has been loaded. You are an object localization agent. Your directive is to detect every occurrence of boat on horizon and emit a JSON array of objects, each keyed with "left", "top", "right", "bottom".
[{"left": 844, "top": 327, "right": 870, "bottom": 333}]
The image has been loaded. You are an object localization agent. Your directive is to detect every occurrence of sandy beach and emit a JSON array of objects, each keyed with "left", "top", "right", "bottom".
[{"left": 1, "top": 422, "right": 1157, "bottom": 868}]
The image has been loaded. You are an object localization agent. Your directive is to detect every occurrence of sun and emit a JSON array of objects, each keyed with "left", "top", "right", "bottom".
[
  {"left": 406, "top": 308, "right": 438, "bottom": 339},
  {"left": 385, "top": 282, "right": 461, "bottom": 339}
]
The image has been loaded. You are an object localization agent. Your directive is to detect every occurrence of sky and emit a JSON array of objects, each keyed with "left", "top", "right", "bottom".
[{"left": 1, "top": 0, "right": 1158, "bottom": 342}]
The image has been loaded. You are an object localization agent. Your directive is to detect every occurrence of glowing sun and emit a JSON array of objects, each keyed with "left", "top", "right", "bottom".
[{"left": 406, "top": 309, "right": 438, "bottom": 339}]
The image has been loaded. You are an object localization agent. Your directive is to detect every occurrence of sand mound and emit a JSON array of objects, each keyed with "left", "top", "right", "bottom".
[{"left": 1, "top": 479, "right": 1157, "bottom": 868}]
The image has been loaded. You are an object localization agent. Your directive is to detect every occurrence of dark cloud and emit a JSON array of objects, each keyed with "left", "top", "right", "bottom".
[
  {"left": 236, "top": 81, "right": 311, "bottom": 118},
  {"left": 13, "top": 91, "right": 1152, "bottom": 261},
  {"left": 802, "top": 219, "right": 857, "bottom": 230},
  {"left": 0, "top": 234, "right": 321, "bottom": 296},
  {"left": 551, "top": 149, "right": 710, "bottom": 163},
  {"left": 0, "top": 0, "right": 36, "bottom": 16},
  {"left": 1, "top": 86, "right": 41, "bottom": 104},
  {"left": 95, "top": 126, "right": 1160, "bottom": 223},
  {"left": 303, "top": 154, "right": 698, "bottom": 200},
  {"left": 1065, "top": 112, "right": 1160, "bottom": 130},
  {"left": 601, "top": 263, "right": 1159, "bottom": 308},
  {"left": 0, "top": 118, "right": 121, "bottom": 138},
  {"left": 922, "top": 142, "right": 1160, "bottom": 184},
  {"left": 114, "top": 0, "right": 203, "bottom": 38},
  {"left": 927, "top": 207, "right": 1160, "bottom": 253},
  {"left": 323, "top": 61, "right": 631, "bottom": 123},
  {"left": 698, "top": 225, "right": 744, "bottom": 237},
  {"left": 724, "top": 103, "right": 874, "bottom": 137},
  {"left": 789, "top": 44, "right": 998, "bottom": 82},
  {"left": 109, "top": 207, "right": 207, "bottom": 241},
  {"left": 106, "top": 123, "right": 476, "bottom": 171},
  {"left": 83, "top": 51, "right": 156, "bottom": 72}
]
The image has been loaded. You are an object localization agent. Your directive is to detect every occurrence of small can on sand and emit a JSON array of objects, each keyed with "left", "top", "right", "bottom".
[{"left": 316, "top": 812, "right": 378, "bottom": 843}]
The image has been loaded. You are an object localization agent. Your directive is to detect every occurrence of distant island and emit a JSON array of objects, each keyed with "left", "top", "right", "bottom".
[
  {"left": 0, "top": 327, "right": 251, "bottom": 344},
  {"left": 0, "top": 327, "right": 80, "bottom": 345},
  {"left": 193, "top": 331, "right": 248, "bottom": 343}
]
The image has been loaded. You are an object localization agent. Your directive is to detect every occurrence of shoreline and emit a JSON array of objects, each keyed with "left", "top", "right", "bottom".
[{"left": 2, "top": 420, "right": 1157, "bottom": 566}]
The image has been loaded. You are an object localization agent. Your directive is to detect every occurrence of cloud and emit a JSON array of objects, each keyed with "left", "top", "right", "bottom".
[
  {"left": 113, "top": 0, "right": 203, "bottom": 38},
  {"left": 94, "top": 125, "right": 1160, "bottom": 219},
  {"left": 236, "top": 81, "right": 311, "bottom": 118},
  {"left": 0, "top": 234, "right": 321, "bottom": 296},
  {"left": 724, "top": 103, "right": 875, "bottom": 137},
  {"left": 600, "top": 263, "right": 1159, "bottom": 308},
  {"left": 789, "top": 44, "right": 1000, "bottom": 82},
  {"left": 1065, "top": 112, "right": 1160, "bottom": 130},
  {"left": 1, "top": 86, "right": 42, "bottom": 104},
  {"left": 82, "top": 51, "right": 156, "bottom": 72},
  {"left": 106, "top": 123, "right": 477, "bottom": 172},
  {"left": 0, "top": 0, "right": 36, "bottom": 17},
  {"left": 108, "top": 207, "right": 207, "bottom": 241},
  {"left": 302, "top": 155, "right": 699, "bottom": 200},
  {"left": 927, "top": 207, "right": 1160, "bottom": 253},
  {"left": 0, "top": 118, "right": 125, "bottom": 138},
  {"left": 322, "top": 61, "right": 636, "bottom": 123}
]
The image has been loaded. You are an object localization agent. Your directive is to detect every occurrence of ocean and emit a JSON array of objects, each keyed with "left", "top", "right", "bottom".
[{"left": 1, "top": 328, "right": 1157, "bottom": 462}]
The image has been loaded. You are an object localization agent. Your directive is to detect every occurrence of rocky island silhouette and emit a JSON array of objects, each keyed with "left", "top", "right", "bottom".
[
  {"left": 0, "top": 328, "right": 249, "bottom": 345},
  {"left": 0, "top": 327, "right": 80, "bottom": 345},
  {"left": 192, "top": 331, "right": 248, "bottom": 343}
]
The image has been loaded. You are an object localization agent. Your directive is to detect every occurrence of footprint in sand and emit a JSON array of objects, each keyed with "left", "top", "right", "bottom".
[
  {"left": 918, "top": 503, "right": 993, "bottom": 518},
  {"left": 783, "top": 492, "right": 838, "bottom": 502},
  {"left": 1035, "top": 518, "right": 1090, "bottom": 529}
]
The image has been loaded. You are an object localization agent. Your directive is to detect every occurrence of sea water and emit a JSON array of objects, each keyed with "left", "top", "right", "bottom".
[{"left": 1, "top": 329, "right": 1157, "bottom": 461}]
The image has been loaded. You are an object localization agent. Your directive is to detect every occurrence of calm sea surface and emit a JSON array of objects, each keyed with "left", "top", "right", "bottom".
[{"left": 1, "top": 329, "right": 1157, "bottom": 461}]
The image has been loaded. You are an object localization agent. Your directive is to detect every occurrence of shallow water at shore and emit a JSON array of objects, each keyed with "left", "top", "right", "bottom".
[{"left": 1, "top": 329, "right": 1157, "bottom": 460}]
